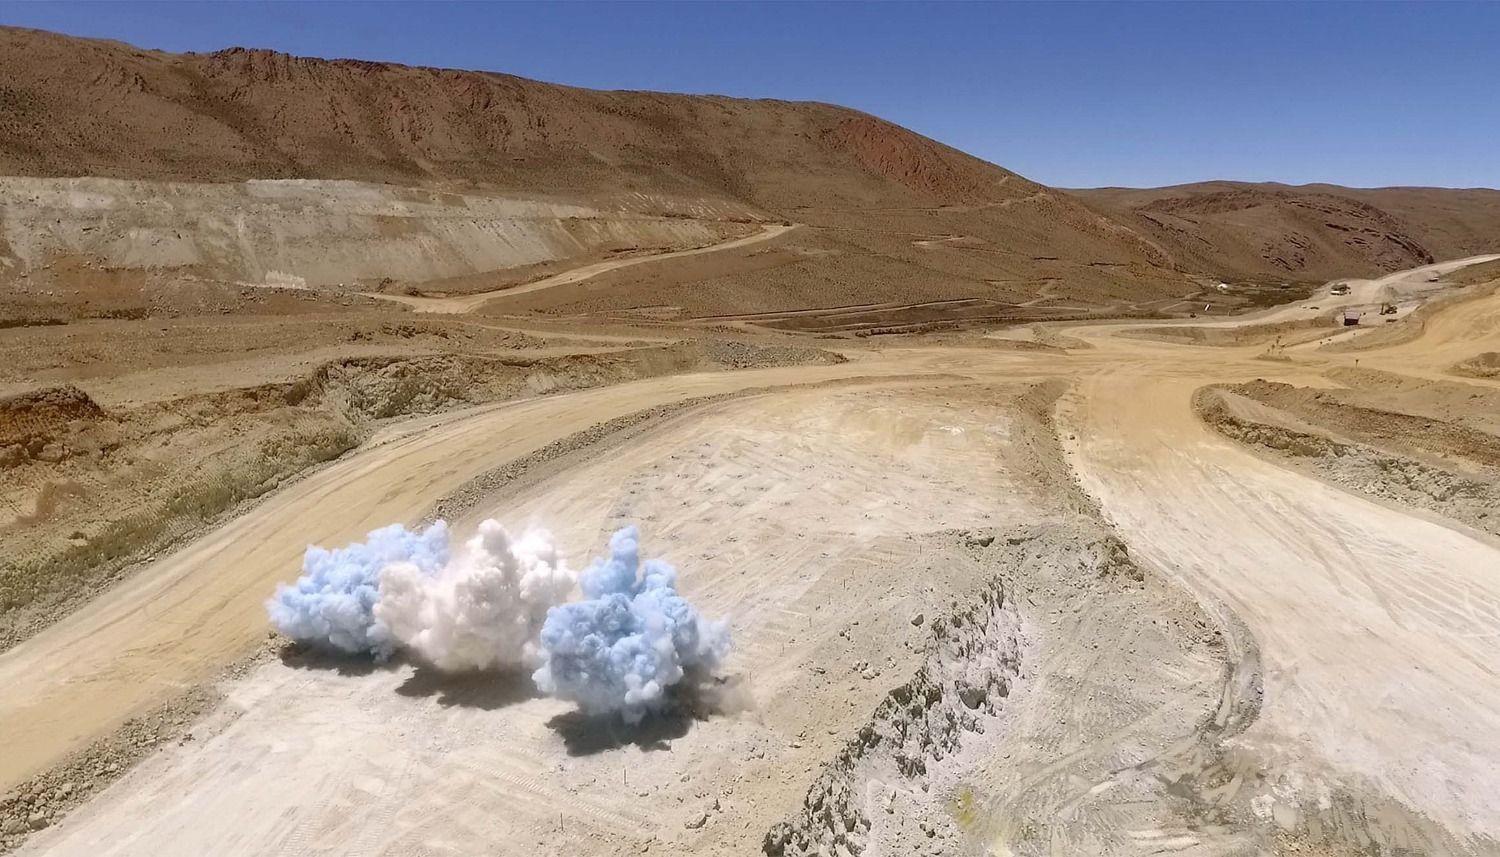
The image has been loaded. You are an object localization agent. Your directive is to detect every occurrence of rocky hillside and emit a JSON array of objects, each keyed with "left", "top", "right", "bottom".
[
  {"left": 1, "top": 26, "right": 1494, "bottom": 318},
  {"left": 1077, "top": 182, "right": 1500, "bottom": 281},
  {"left": 0, "top": 26, "right": 1197, "bottom": 317},
  {"left": 0, "top": 26, "right": 1026, "bottom": 212}
]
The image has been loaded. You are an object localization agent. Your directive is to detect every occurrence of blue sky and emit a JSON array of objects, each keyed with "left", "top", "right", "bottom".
[{"left": 2, "top": 1, "right": 1496, "bottom": 189}]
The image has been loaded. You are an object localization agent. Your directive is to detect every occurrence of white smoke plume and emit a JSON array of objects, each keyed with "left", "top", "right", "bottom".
[
  {"left": 266, "top": 521, "right": 450, "bottom": 658},
  {"left": 376, "top": 520, "right": 574, "bottom": 671},
  {"left": 265, "top": 518, "right": 572, "bottom": 668},
  {"left": 266, "top": 519, "right": 725, "bottom": 718},
  {"left": 532, "top": 526, "right": 730, "bottom": 723}
]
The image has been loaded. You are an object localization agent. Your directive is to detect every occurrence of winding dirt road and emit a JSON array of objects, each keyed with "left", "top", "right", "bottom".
[
  {"left": 368, "top": 222, "right": 796, "bottom": 314},
  {"left": 6, "top": 255, "right": 1500, "bottom": 851},
  {"left": 1055, "top": 257, "right": 1500, "bottom": 840},
  {"left": 1062, "top": 360, "right": 1500, "bottom": 838}
]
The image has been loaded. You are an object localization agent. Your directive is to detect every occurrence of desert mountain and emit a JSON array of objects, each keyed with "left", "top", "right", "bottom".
[
  {"left": 0, "top": 26, "right": 1036, "bottom": 210},
  {"left": 0, "top": 26, "right": 1495, "bottom": 325},
  {"left": 1077, "top": 182, "right": 1500, "bottom": 283}
]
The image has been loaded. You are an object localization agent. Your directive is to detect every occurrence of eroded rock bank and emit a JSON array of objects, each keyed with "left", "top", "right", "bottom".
[
  {"left": 1195, "top": 375, "right": 1500, "bottom": 540},
  {"left": 0, "top": 339, "right": 843, "bottom": 650}
]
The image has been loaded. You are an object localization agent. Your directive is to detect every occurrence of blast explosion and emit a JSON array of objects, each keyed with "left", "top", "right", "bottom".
[
  {"left": 533, "top": 526, "right": 731, "bottom": 723},
  {"left": 376, "top": 520, "right": 573, "bottom": 671},
  {"left": 266, "top": 521, "right": 450, "bottom": 658},
  {"left": 267, "top": 521, "right": 730, "bottom": 722}
]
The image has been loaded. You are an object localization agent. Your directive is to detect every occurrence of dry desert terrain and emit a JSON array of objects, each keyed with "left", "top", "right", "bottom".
[{"left": 3, "top": 26, "right": 1500, "bottom": 857}]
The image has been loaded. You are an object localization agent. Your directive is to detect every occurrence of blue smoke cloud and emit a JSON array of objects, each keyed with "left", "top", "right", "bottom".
[
  {"left": 532, "top": 526, "right": 730, "bottom": 723},
  {"left": 266, "top": 521, "right": 450, "bottom": 658}
]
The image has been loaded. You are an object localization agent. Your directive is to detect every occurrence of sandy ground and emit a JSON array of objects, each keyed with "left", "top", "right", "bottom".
[
  {"left": 14, "top": 386, "right": 1048, "bottom": 856},
  {"left": 1063, "top": 372, "right": 1500, "bottom": 839},
  {"left": 0, "top": 359, "right": 978, "bottom": 795},
  {"left": 6, "top": 257, "right": 1500, "bottom": 854}
]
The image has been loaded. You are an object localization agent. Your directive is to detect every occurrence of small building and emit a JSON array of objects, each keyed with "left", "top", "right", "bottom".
[{"left": 1342, "top": 310, "right": 1362, "bottom": 326}]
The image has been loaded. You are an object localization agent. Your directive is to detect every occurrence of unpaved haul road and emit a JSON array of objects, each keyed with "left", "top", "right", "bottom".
[
  {"left": 1050, "top": 258, "right": 1500, "bottom": 839},
  {"left": 6, "top": 256, "right": 1500, "bottom": 849},
  {"left": 1060, "top": 355, "right": 1500, "bottom": 838},
  {"left": 368, "top": 222, "right": 796, "bottom": 313}
]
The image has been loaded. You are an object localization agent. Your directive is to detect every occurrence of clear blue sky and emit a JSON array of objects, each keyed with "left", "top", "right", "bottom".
[{"left": 2, "top": 1, "right": 1496, "bottom": 189}]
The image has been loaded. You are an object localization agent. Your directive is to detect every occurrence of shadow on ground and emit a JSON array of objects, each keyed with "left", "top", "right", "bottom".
[
  {"left": 546, "top": 708, "right": 694, "bottom": 755},
  {"left": 395, "top": 665, "right": 538, "bottom": 710},
  {"left": 545, "top": 673, "right": 752, "bottom": 755},
  {"left": 276, "top": 641, "right": 392, "bottom": 677},
  {"left": 277, "top": 644, "right": 537, "bottom": 710}
]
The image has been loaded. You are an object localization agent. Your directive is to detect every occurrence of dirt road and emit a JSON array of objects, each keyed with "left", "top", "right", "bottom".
[
  {"left": 1171, "top": 254, "right": 1500, "bottom": 329},
  {"left": 0, "top": 352, "right": 1005, "bottom": 795},
  {"left": 1062, "top": 360, "right": 1500, "bottom": 838},
  {"left": 7, "top": 257, "right": 1500, "bottom": 852},
  {"left": 1051, "top": 273, "right": 1500, "bottom": 838},
  {"left": 369, "top": 223, "right": 796, "bottom": 314}
]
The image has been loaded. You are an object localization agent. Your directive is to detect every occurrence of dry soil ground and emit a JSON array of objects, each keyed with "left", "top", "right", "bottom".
[
  {"left": 4, "top": 252, "right": 1500, "bottom": 856},
  {"left": 6, "top": 27, "right": 1500, "bottom": 855}
]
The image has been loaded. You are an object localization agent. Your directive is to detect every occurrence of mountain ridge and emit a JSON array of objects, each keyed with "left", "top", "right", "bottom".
[{"left": 2, "top": 25, "right": 1496, "bottom": 321}]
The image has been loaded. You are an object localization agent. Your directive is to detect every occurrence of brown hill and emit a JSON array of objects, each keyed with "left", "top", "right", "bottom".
[
  {"left": 0, "top": 26, "right": 1206, "bottom": 323},
  {"left": 0, "top": 26, "right": 1494, "bottom": 326},
  {"left": 1076, "top": 182, "right": 1500, "bottom": 282},
  {"left": 0, "top": 26, "right": 1023, "bottom": 211}
]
